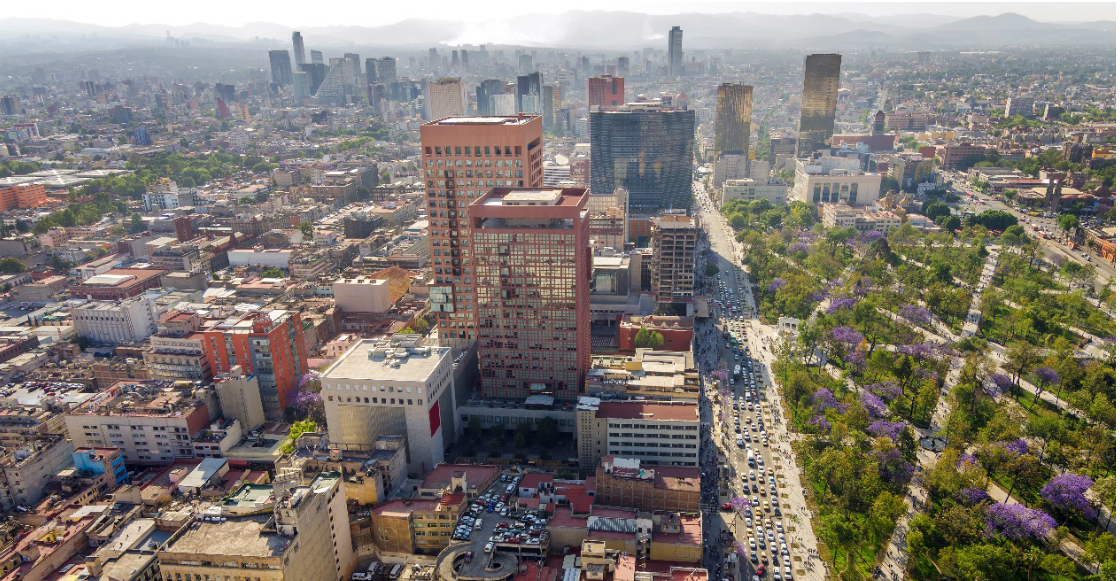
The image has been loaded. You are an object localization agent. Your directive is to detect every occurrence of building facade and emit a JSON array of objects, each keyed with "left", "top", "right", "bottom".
[
  {"left": 667, "top": 27, "right": 683, "bottom": 76},
  {"left": 791, "top": 156, "right": 881, "bottom": 206},
  {"left": 426, "top": 78, "right": 467, "bottom": 121},
  {"left": 71, "top": 298, "right": 158, "bottom": 345},
  {"left": 715, "top": 83, "right": 753, "bottom": 157},
  {"left": 720, "top": 178, "right": 789, "bottom": 206},
  {"left": 797, "top": 54, "right": 842, "bottom": 157},
  {"left": 650, "top": 212, "right": 697, "bottom": 308},
  {"left": 588, "top": 75, "right": 625, "bottom": 110},
  {"left": 470, "top": 188, "right": 592, "bottom": 402},
  {"left": 576, "top": 398, "right": 700, "bottom": 476},
  {"left": 420, "top": 115, "right": 544, "bottom": 348}
]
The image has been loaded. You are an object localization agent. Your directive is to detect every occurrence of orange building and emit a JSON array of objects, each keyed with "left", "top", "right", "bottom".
[
  {"left": 588, "top": 75, "right": 625, "bottom": 110},
  {"left": 420, "top": 115, "right": 543, "bottom": 348},
  {"left": 202, "top": 311, "right": 308, "bottom": 418},
  {"left": 0, "top": 184, "right": 47, "bottom": 210}
]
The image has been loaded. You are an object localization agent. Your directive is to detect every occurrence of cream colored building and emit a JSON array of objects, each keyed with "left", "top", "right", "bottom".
[
  {"left": 158, "top": 471, "right": 355, "bottom": 581},
  {"left": 819, "top": 203, "right": 903, "bottom": 233},
  {"left": 720, "top": 178, "right": 789, "bottom": 206},
  {"left": 321, "top": 335, "right": 454, "bottom": 474},
  {"left": 576, "top": 397, "right": 700, "bottom": 476},
  {"left": 332, "top": 276, "right": 392, "bottom": 313},
  {"left": 427, "top": 78, "right": 467, "bottom": 120},
  {"left": 71, "top": 297, "right": 158, "bottom": 345},
  {"left": 791, "top": 156, "right": 882, "bottom": 206}
]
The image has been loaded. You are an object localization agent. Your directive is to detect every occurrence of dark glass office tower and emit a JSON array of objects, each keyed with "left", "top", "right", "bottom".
[
  {"left": 268, "top": 50, "right": 293, "bottom": 85},
  {"left": 668, "top": 26, "right": 683, "bottom": 76},
  {"left": 797, "top": 53, "right": 842, "bottom": 157},
  {"left": 476, "top": 79, "right": 504, "bottom": 116},
  {"left": 589, "top": 103, "right": 695, "bottom": 215},
  {"left": 715, "top": 83, "right": 753, "bottom": 156},
  {"left": 516, "top": 72, "right": 542, "bottom": 114},
  {"left": 292, "top": 31, "right": 306, "bottom": 66}
]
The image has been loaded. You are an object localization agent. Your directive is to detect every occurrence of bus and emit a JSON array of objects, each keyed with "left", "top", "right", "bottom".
[{"left": 733, "top": 365, "right": 742, "bottom": 382}]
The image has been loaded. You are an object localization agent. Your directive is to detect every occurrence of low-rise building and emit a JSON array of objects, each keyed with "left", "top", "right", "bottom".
[
  {"left": 69, "top": 269, "right": 165, "bottom": 301},
  {"left": 576, "top": 398, "right": 699, "bottom": 476},
  {"left": 594, "top": 456, "right": 699, "bottom": 513},
  {"left": 368, "top": 493, "right": 468, "bottom": 555},
  {"left": 819, "top": 203, "right": 903, "bottom": 233},
  {"left": 0, "top": 435, "right": 74, "bottom": 511},
  {"left": 720, "top": 178, "right": 789, "bottom": 206},
  {"left": 791, "top": 155, "right": 881, "bottom": 207},
  {"left": 333, "top": 276, "right": 392, "bottom": 313},
  {"left": 276, "top": 432, "right": 407, "bottom": 506},
  {"left": 71, "top": 297, "right": 158, "bottom": 345},
  {"left": 586, "top": 349, "right": 698, "bottom": 402},
  {"left": 618, "top": 316, "right": 694, "bottom": 353}
]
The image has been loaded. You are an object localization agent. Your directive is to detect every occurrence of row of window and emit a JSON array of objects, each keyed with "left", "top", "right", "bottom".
[{"left": 425, "top": 146, "right": 523, "bottom": 158}]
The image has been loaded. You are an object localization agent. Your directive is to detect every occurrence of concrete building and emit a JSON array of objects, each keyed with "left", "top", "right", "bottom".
[
  {"left": 214, "top": 368, "right": 267, "bottom": 433},
  {"left": 720, "top": 178, "right": 789, "bottom": 206},
  {"left": 819, "top": 203, "right": 902, "bottom": 233},
  {"left": 797, "top": 54, "right": 842, "bottom": 156},
  {"left": 589, "top": 207, "right": 629, "bottom": 254},
  {"left": 277, "top": 432, "right": 406, "bottom": 506},
  {"left": 1005, "top": 95, "right": 1035, "bottom": 117},
  {"left": 321, "top": 335, "right": 454, "bottom": 475},
  {"left": 201, "top": 310, "right": 308, "bottom": 419},
  {"left": 72, "top": 446, "right": 127, "bottom": 485},
  {"left": 0, "top": 183, "right": 47, "bottom": 210},
  {"left": 227, "top": 248, "right": 293, "bottom": 270},
  {"left": 576, "top": 398, "right": 699, "bottom": 476},
  {"left": 69, "top": 269, "right": 165, "bottom": 301},
  {"left": 470, "top": 188, "right": 592, "bottom": 402},
  {"left": 712, "top": 153, "right": 748, "bottom": 188},
  {"left": 142, "top": 179, "right": 195, "bottom": 212},
  {"left": 427, "top": 78, "right": 467, "bottom": 121},
  {"left": 588, "top": 75, "right": 625, "bottom": 110},
  {"left": 368, "top": 493, "right": 468, "bottom": 555},
  {"left": 143, "top": 333, "right": 210, "bottom": 383},
  {"left": 420, "top": 115, "right": 544, "bottom": 348},
  {"left": 332, "top": 276, "right": 392, "bottom": 313},
  {"left": 490, "top": 93, "right": 516, "bottom": 116},
  {"left": 650, "top": 212, "right": 697, "bottom": 310},
  {"left": 791, "top": 156, "right": 881, "bottom": 206},
  {"left": 0, "top": 435, "right": 74, "bottom": 511},
  {"left": 71, "top": 297, "right": 158, "bottom": 345},
  {"left": 941, "top": 142, "right": 992, "bottom": 170},
  {"left": 594, "top": 456, "right": 700, "bottom": 513},
  {"left": 64, "top": 381, "right": 215, "bottom": 464},
  {"left": 715, "top": 83, "right": 753, "bottom": 158},
  {"left": 888, "top": 153, "right": 935, "bottom": 192},
  {"left": 158, "top": 471, "right": 355, "bottom": 581}
]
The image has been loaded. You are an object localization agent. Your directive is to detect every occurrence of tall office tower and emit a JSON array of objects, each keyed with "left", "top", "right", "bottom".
[
  {"left": 451, "top": 51, "right": 460, "bottom": 69},
  {"left": 667, "top": 26, "right": 683, "bottom": 76},
  {"left": 377, "top": 57, "right": 397, "bottom": 83},
  {"left": 516, "top": 72, "right": 542, "bottom": 114},
  {"left": 588, "top": 75, "right": 625, "bottom": 110},
  {"left": 426, "top": 78, "right": 466, "bottom": 120},
  {"left": 518, "top": 53, "right": 534, "bottom": 74},
  {"left": 476, "top": 79, "right": 504, "bottom": 116},
  {"left": 420, "top": 115, "right": 544, "bottom": 348},
  {"left": 201, "top": 311, "right": 309, "bottom": 420},
  {"left": 316, "top": 59, "right": 354, "bottom": 105},
  {"left": 299, "top": 63, "right": 328, "bottom": 94},
  {"left": 428, "top": 47, "right": 439, "bottom": 70},
  {"left": 589, "top": 102, "right": 695, "bottom": 233},
  {"left": 294, "top": 71, "right": 311, "bottom": 102},
  {"left": 310, "top": 49, "right": 324, "bottom": 65},
  {"left": 461, "top": 49, "right": 469, "bottom": 71},
  {"left": 617, "top": 56, "right": 630, "bottom": 76},
  {"left": 292, "top": 31, "right": 306, "bottom": 65},
  {"left": 365, "top": 58, "right": 379, "bottom": 87},
  {"left": 715, "top": 83, "right": 753, "bottom": 156},
  {"left": 542, "top": 85, "right": 556, "bottom": 132},
  {"left": 268, "top": 50, "right": 294, "bottom": 85},
  {"left": 470, "top": 187, "right": 591, "bottom": 402},
  {"left": 214, "top": 83, "right": 236, "bottom": 102},
  {"left": 797, "top": 53, "right": 842, "bottom": 157},
  {"left": 580, "top": 56, "right": 591, "bottom": 77},
  {"left": 344, "top": 53, "right": 361, "bottom": 85},
  {"left": 650, "top": 212, "right": 698, "bottom": 312}
]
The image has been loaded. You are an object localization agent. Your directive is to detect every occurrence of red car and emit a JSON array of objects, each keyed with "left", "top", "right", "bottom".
[
  {"left": 756, "top": 565, "right": 766, "bottom": 576},
  {"left": 721, "top": 502, "right": 733, "bottom": 511}
]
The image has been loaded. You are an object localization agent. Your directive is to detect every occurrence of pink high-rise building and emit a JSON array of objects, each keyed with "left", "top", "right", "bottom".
[
  {"left": 469, "top": 187, "right": 592, "bottom": 401},
  {"left": 588, "top": 75, "right": 625, "bottom": 110}
]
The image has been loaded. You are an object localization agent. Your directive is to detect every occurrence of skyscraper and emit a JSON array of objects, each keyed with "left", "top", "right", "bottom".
[
  {"left": 294, "top": 71, "right": 311, "bottom": 102},
  {"left": 365, "top": 58, "right": 379, "bottom": 88},
  {"left": 667, "top": 26, "right": 683, "bottom": 76},
  {"left": 476, "top": 79, "right": 504, "bottom": 116},
  {"left": 201, "top": 311, "right": 308, "bottom": 419},
  {"left": 588, "top": 75, "right": 625, "bottom": 110},
  {"left": 589, "top": 102, "right": 695, "bottom": 226},
  {"left": 298, "top": 63, "right": 327, "bottom": 94},
  {"left": 715, "top": 83, "right": 753, "bottom": 156},
  {"left": 542, "top": 85, "right": 556, "bottom": 132},
  {"left": 470, "top": 187, "right": 591, "bottom": 401},
  {"left": 516, "top": 72, "right": 542, "bottom": 114},
  {"left": 378, "top": 57, "right": 397, "bottom": 83},
  {"left": 268, "top": 50, "right": 293, "bottom": 85},
  {"left": 426, "top": 78, "right": 466, "bottom": 120},
  {"left": 420, "top": 116, "right": 544, "bottom": 348},
  {"left": 650, "top": 212, "right": 698, "bottom": 311},
  {"left": 797, "top": 53, "right": 842, "bottom": 157},
  {"left": 310, "top": 49, "right": 324, "bottom": 65},
  {"left": 344, "top": 53, "right": 361, "bottom": 86},
  {"left": 292, "top": 31, "right": 306, "bottom": 66}
]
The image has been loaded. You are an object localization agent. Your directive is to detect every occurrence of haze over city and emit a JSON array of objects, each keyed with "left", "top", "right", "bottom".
[{"left": 0, "top": 3, "right": 1113, "bottom": 581}]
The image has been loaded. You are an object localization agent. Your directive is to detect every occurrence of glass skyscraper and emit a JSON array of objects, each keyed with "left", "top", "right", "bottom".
[
  {"left": 668, "top": 26, "right": 683, "bottom": 76},
  {"left": 589, "top": 103, "right": 695, "bottom": 217},
  {"left": 715, "top": 83, "right": 753, "bottom": 156},
  {"left": 797, "top": 53, "right": 842, "bottom": 157}
]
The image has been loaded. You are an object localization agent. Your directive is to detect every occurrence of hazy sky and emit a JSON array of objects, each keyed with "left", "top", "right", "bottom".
[{"left": 5, "top": 1, "right": 1115, "bottom": 27}]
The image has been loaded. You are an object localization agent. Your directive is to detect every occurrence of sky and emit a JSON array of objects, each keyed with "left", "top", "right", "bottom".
[{"left": 3, "top": 0, "right": 1115, "bottom": 27}]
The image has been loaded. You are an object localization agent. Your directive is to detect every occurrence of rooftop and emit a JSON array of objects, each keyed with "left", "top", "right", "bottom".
[
  {"left": 322, "top": 338, "right": 449, "bottom": 383},
  {"left": 427, "top": 116, "right": 536, "bottom": 126},
  {"left": 594, "top": 401, "right": 698, "bottom": 422},
  {"left": 164, "top": 515, "right": 287, "bottom": 558},
  {"left": 420, "top": 463, "right": 500, "bottom": 491}
]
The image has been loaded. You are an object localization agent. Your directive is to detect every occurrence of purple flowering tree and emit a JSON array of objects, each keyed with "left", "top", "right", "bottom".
[
  {"left": 860, "top": 391, "right": 889, "bottom": 418},
  {"left": 1029, "top": 367, "right": 1059, "bottom": 410},
  {"left": 808, "top": 414, "right": 831, "bottom": 434},
  {"left": 899, "top": 304, "right": 933, "bottom": 327},
  {"left": 957, "top": 453, "right": 979, "bottom": 468},
  {"left": 987, "top": 373, "right": 1013, "bottom": 398},
  {"left": 984, "top": 503, "right": 1056, "bottom": 542},
  {"left": 874, "top": 447, "right": 915, "bottom": 487},
  {"left": 812, "top": 388, "right": 843, "bottom": 413},
  {"left": 867, "top": 420, "right": 907, "bottom": 440},
  {"left": 288, "top": 388, "right": 325, "bottom": 426},
  {"left": 1040, "top": 474, "right": 1095, "bottom": 520},
  {"left": 900, "top": 343, "right": 937, "bottom": 361},
  {"left": 957, "top": 487, "right": 990, "bottom": 506},
  {"left": 865, "top": 380, "right": 902, "bottom": 402},
  {"left": 1002, "top": 438, "right": 1030, "bottom": 456},
  {"left": 768, "top": 278, "right": 788, "bottom": 293},
  {"left": 844, "top": 349, "right": 867, "bottom": 372},
  {"left": 826, "top": 297, "right": 857, "bottom": 314},
  {"left": 788, "top": 241, "right": 811, "bottom": 254}
]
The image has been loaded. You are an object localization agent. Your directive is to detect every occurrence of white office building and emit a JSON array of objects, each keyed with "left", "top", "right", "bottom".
[
  {"left": 791, "top": 155, "right": 881, "bottom": 206},
  {"left": 71, "top": 297, "right": 158, "bottom": 345}
]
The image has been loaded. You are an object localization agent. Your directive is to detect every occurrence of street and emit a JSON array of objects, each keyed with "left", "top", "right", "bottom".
[{"left": 693, "top": 180, "right": 825, "bottom": 581}]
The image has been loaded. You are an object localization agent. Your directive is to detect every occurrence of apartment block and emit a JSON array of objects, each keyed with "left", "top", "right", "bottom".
[
  {"left": 0, "top": 435, "right": 74, "bottom": 511},
  {"left": 420, "top": 115, "right": 544, "bottom": 348},
  {"left": 470, "top": 188, "right": 592, "bottom": 401},
  {"left": 0, "top": 183, "right": 47, "bottom": 210},
  {"left": 71, "top": 297, "right": 158, "bottom": 345},
  {"left": 791, "top": 156, "right": 881, "bottom": 206},
  {"left": 588, "top": 75, "right": 625, "bottom": 110},
  {"left": 368, "top": 493, "right": 468, "bottom": 555},
  {"left": 650, "top": 212, "right": 697, "bottom": 308},
  {"left": 594, "top": 456, "right": 700, "bottom": 513}
]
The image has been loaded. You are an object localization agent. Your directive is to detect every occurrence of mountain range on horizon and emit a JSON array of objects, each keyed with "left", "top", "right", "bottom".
[{"left": 0, "top": 11, "right": 1114, "bottom": 54}]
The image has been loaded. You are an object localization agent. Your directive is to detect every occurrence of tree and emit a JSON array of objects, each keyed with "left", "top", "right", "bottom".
[
  {"left": 128, "top": 213, "right": 145, "bottom": 233},
  {"left": 299, "top": 221, "right": 314, "bottom": 239},
  {"left": 922, "top": 200, "right": 951, "bottom": 221},
  {"left": 704, "top": 263, "right": 720, "bottom": 277},
  {"left": 1040, "top": 473, "right": 1095, "bottom": 521},
  {"left": 512, "top": 432, "right": 527, "bottom": 450},
  {"left": 1057, "top": 213, "right": 1079, "bottom": 233},
  {"left": 0, "top": 258, "right": 26, "bottom": 274},
  {"left": 261, "top": 268, "right": 284, "bottom": 278},
  {"left": 634, "top": 327, "right": 666, "bottom": 349}
]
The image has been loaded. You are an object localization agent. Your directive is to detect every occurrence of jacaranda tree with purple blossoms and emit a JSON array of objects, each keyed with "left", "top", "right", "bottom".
[
  {"left": 1040, "top": 473, "right": 1095, "bottom": 521},
  {"left": 984, "top": 503, "right": 1056, "bottom": 543}
]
